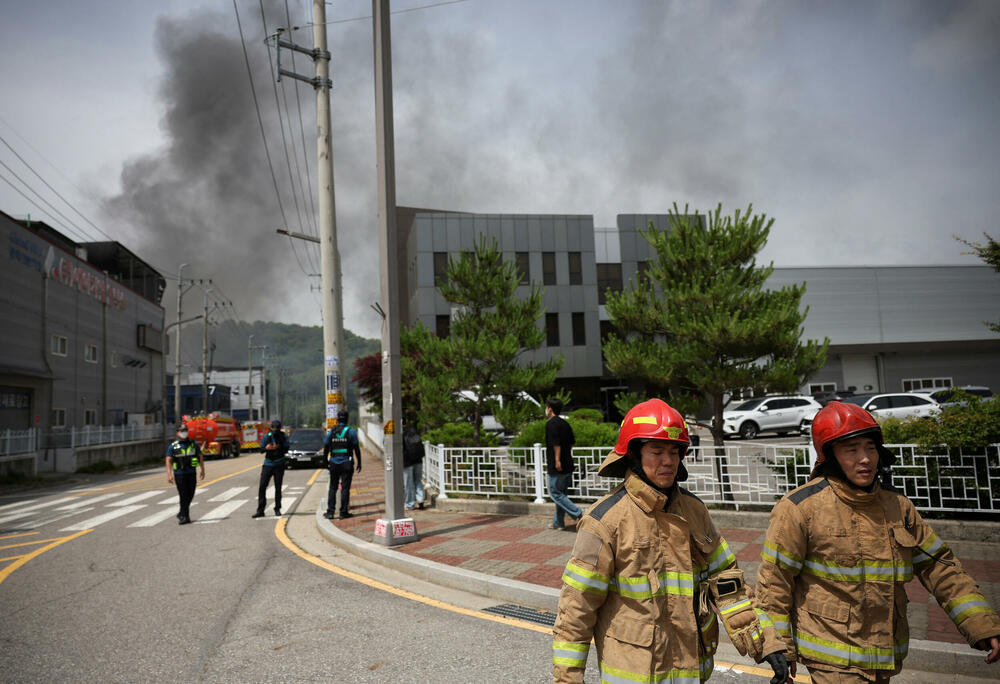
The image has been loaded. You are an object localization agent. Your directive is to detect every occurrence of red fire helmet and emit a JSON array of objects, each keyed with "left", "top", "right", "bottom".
[
  {"left": 598, "top": 398, "right": 691, "bottom": 478},
  {"left": 810, "top": 400, "right": 896, "bottom": 478}
]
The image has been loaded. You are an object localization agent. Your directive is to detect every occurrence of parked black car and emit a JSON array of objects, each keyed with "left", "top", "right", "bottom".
[{"left": 285, "top": 428, "right": 326, "bottom": 468}]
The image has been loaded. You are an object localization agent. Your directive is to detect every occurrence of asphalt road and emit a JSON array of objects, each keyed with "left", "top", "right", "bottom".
[{"left": 1, "top": 454, "right": 996, "bottom": 683}]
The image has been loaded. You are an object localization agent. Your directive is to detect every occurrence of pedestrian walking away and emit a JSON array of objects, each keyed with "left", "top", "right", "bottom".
[
  {"left": 755, "top": 400, "right": 1000, "bottom": 683},
  {"left": 253, "top": 420, "right": 289, "bottom": 518},
  {"left": 166, "top": 423, "right": 205, "bottom": 525},
  {"left": 402, "top": 421, "right": 425, "bottom": 511},
  {"left": 552, "top": 398, "right": 785, "bottom": 683},
  {"left": 323, "top": 410, "right": 361, "bottom": 520},
  {"left": 545, "top": 397, "right": 582, "bottom": 530}
]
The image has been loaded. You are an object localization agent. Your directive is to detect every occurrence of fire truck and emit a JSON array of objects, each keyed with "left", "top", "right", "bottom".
[{"left": 182, "top": 413, "right": 242, "bottom": 459}]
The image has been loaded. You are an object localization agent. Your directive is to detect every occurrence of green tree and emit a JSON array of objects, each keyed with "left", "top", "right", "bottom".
[
  {"left": 603, "top": 203, "right": 829, "bottom": 452},
  {"left": 956, "top": 232, "right": 1000, "bottom": 333},
  {"left": 438, "top": 237, "right": 563, "bottom": 445}
]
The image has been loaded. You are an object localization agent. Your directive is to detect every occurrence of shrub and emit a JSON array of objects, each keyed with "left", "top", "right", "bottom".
[
  {"left": 879, "top": 397, "right": 1000, "bottom": 448},
  {"left": 423, "top": 421, "right": 499, "bottom": 447},
  {"left": 511, "top": 417, "right": 618, "bottom": 448},
  {"left": 568, "top": 408, "right": 603, "bottom": 423}
]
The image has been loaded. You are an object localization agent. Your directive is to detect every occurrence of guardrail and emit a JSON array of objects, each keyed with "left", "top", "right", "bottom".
[
  {"left": 42, "top": 424, "right": 165, "bottom": 449},
  {"left": 0, "top": 429, "right": 40, "bottom": 462},
  {"left": 424, "top": 442, "right": 1000, "bottom": 514}
]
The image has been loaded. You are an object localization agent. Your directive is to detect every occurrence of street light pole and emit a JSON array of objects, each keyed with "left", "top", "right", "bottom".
[{"left": 173, "top": 263, "right": 188, "bottom": 425}]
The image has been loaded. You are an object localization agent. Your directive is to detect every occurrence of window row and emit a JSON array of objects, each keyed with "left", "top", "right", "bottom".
[
  {"left": 435, "top": 313, "right": 587, "bottom": 346},
  {"left": 433, "top": 251, "right": 584, "bottom": 287},
  {"left": 50, "top": 335, "right": 100, "bottom": 364},
  {"left": 50, "top": 408, "right": 98, "bottom": 427}
]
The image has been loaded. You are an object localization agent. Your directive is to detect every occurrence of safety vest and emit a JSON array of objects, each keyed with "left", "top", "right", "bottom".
[
  {"left": 171, "top": 441, "right": 199, "bottom": 471},
  {"left": 327, "top": 426, "right": 350, "bottom": 459}
]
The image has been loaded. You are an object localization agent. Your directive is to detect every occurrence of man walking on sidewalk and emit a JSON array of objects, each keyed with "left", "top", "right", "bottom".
[
  {"left": 545, "top": 397, "right": 581, "bottom": 530},
  {"left": 323, "top": 409, "right": 361, "bottom": 520}
]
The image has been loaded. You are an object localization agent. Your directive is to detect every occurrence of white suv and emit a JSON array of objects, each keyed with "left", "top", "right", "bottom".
[
  {"left": 722, "top": 396, "right": 823, "bottom": 440},
  {"left": 842, "top": 393, "right": 940, "bottom": 420}
]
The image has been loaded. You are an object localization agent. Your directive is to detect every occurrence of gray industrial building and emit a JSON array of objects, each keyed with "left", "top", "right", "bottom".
[
  {"left": 0, "top": 211, "right": 166, "bottom": 435},
  {"left": 397, "top": 207, "right": 1000, "bottom": 415}
]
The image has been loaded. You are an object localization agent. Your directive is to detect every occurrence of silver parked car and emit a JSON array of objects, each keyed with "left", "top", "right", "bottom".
[
  {"left": 841, "top": 393, "right": 940, "bottom": 420},
  {"left": 722, "top": 395, "right": 823, "bottom": 440}
]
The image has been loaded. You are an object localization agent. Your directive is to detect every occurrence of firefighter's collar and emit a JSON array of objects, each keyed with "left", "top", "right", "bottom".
[
  {"left": 625, "top": 471, "right": 669, "bottom": 513},
  {"left": 826, "top": 475, "right": 880, "bottom": 506}
]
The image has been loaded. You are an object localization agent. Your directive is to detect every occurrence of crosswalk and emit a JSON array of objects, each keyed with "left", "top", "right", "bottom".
[{"left": 0, "top": 485, "right": 304, "bottom": 533}]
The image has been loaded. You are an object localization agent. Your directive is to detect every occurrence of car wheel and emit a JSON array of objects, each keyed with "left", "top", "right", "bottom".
[
  {"left": 739, "top": 422, "right": 759, "bottom": 440},
  {"left": 799, "top": 420, "right": 810, "bottom": 436}
]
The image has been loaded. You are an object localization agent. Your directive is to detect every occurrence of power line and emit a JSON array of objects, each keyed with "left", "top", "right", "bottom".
[
  {"left": 290, "top": 0, "right": 471, "bottom": 28},
  {"left": 0, "top": 163, "right": 94, "bottom": 243},
  {"left": 285, "top": 0, "right": 319, "bottom": 237}
]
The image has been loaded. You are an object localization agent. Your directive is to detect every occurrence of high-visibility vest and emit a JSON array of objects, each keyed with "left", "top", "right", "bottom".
[
  {"left": 171, "top": 441, "right": 199, "bottom": 471},
  {"left": 327, "top": 426, "right": 350, "bottom": 458}
]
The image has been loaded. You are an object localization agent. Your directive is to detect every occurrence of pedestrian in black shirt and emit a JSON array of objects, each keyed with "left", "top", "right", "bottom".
[{"left": 545, "top": 398, "right": 582, "bottom": 530}]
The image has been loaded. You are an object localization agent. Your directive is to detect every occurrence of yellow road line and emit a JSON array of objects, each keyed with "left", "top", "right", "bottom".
[
  {"left": 0, "top": 531, "right": 40, "bottom": 541},
  {"left": 273, "top": 518, "right": 551, "bottom": 635},
  {"left": 197, "top": 463, "right": 261, "bottom": 488},
  {"left": 0, "top": 529, "right": 92, "bottom": 585},
  {"left": 0, "top": 536, "right": 70, "bottom": 551},
  {"left": 306, "top": 469, "right": 323, "bottom": 486},
  {"left": 0, "top": 554, "right": 26, "bottom": 562}
]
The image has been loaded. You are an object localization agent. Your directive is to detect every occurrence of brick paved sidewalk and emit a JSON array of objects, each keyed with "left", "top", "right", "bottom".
[{"left": 326, "top": 457, "right": 1000, "bottom": 647}]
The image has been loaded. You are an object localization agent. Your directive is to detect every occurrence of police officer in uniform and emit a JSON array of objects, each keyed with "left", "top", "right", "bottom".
[
  {"left": 166, "top": 423, "right": 205, "bottom": 525},
  {"left": 253, "top": 420, "right": 289, "bottom": 518},
  {"left": 323, "top": 410, "right": 361, "bottom": 520}
]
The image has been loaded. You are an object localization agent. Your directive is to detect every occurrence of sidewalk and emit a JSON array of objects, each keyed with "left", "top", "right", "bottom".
[{"left": 314, "top": 454, "right": 1000, "bottom": 675}]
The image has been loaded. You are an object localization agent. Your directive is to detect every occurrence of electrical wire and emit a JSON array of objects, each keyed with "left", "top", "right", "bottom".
[
  {"left": 285, "top": 0, "right": 319, "bottom": 237},
  {"left": 0, "top": 164, "right": 93, "bottom": 243},
  {"left": 290, "top": 0, "right": 471, "bottom": 28}
]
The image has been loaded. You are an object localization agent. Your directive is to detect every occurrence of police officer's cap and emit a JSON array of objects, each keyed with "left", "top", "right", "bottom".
[
  {"left": 175, "top": 424, "right": 188, "bottom": 432},
  {"left": 271, "top": 420, "right": 282, "bottom": 429},
  {"left": 337, "top": 410, "right": 349, "bottom": 423}
]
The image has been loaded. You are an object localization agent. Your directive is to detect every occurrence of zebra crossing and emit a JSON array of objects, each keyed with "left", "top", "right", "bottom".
[{"left": 0, "top": 485, "right": 304, "bottom": 533}]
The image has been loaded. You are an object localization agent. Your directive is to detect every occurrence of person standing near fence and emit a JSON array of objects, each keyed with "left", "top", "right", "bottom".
[
  {"left": 402, "top": 421, "right": 425, "bottom": 511},
  {"left": 545, "top": 398, "right": 582, "bottom": 530},
  {"left": 552, "top": 398, "right": 787, "bottom": 683},
  {"left": 166, "top": 423, "right": 204, "bottom": 525},
  {"left": 755, "top": 400, "right": 1000, "bottom": 683}
]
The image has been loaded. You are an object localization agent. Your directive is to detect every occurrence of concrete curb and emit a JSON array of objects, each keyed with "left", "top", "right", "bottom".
[{"left": 314, "top": 505, "right": 560, "bottom": 612}]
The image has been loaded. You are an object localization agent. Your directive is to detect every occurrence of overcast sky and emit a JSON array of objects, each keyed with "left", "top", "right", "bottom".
[{"left": 1, "top": 0, "right": 998, "bottom": 341}]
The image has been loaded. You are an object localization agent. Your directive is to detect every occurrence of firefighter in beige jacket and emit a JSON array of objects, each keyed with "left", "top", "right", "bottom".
[
  {"left": 755, "top": 401, "right": 1000, "bottom": 683},
  {"left": 553, "top": 399, "right": 788, "bottom": 683}
]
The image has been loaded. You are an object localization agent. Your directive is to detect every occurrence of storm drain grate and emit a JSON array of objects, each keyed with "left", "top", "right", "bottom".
[{"left": 482, "top": 604, "right": 556, "bottom": 627}]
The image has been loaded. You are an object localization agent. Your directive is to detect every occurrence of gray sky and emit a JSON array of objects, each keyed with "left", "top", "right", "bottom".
[{"left": 1, "top": 0, "right": 998, "bottom": 340}]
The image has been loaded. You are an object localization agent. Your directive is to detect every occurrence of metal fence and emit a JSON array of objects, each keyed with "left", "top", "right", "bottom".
[
  {"left": 42, "top": 424, "right": 165, "bottom": 449},
  {"left": 0, "top": 429, "right": 40, "bottom": 462},
  {"left": 425, "top": 442, "right": 1000, "bottom": 515}
]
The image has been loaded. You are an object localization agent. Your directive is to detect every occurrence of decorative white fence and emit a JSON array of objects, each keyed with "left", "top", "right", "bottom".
[
  {"left": 0, "top": 429, "right": 40, "bottom": 462},
  {"left": 424, "top": 442, "right": 1000, "bottom": 515},
  {"left": 43, "top": 424, "right": 165, "bottom": 449}
]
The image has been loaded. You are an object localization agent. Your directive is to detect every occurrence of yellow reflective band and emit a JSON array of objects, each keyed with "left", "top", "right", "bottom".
[
  {"left": 945, "top": 593, "right": 994, "bottom": 624},
  {"left": 801, "top": 556, "right": 912, "bottom": 583},
  {"left": 721, "top": 598, "right": 751, "bottom": 616},
  {"left": 563, "top": 561, "right": 610, "bottom": 595},
  {"left": 762, "top": 541, "right": 803, "bottom": 572},
  {"left": 794, "top": 629, "right": 895, "bottom": 670},
  {"left": 706, "top": 539, "right": 736, "bottom": 573},
  {"left": 632, "top": 416, "right": 658, "bottom": 425},
  {"left": 599, "top": 663, "right": 701, "bottom": 683},
  {"left": 553, "top": 640, "right": 588, "bottom": 668}
]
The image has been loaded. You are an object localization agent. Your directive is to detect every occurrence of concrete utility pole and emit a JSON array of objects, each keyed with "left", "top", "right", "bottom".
[
  {"left": 248, "top": 334, "right": 254, "bottom": 421},
  {"left": 174, "top": 264, "right": 191, "bottom": 424},
  {"left": 200, "top": 281, "right": 213, "bottom": 414},
  {"left": 372, "top": 0, "right": 415, "bottom": 546},
  {"left": 269, "top": 1, "right": 345, "bottom": 435}
]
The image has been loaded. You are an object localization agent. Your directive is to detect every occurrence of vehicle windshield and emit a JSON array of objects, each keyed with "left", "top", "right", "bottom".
[
  {"left": 839, "top": 395, "right": 867, "bottom": 406},
  {"left": 732, "top": 399, "right": 764, "bottom": 411},
  {"left": 288, "top": 430, "right": 325, "bottom": 449}
]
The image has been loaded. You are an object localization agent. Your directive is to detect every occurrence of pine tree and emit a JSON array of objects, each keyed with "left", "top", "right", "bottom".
[
  {"left": 957, "top": 233, "right": 1000, "bottom": 333},
  {"left": 603, "top": 203, "right": 829, "bottom": 454},
  {"left": 439, "top": 236, "right": 563, "bottom": 445}
]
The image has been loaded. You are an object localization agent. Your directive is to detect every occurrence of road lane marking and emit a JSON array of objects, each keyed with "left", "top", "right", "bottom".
[
  {"left": 129, "top": 504, "right": 196, "bottom": 527},
  {"left": 196, "top": 500, "right": 247, "bottom": 524},
  {"left": 61, "top": 505, "right": 147, "bottom": 531},
  {"left": 109, "top": 491, "right": 162, "bottom": 506},
  {"left": 198, "top": 463, "right": 261, "bottom": 488},
  {"left": 307, "top": 469, "right": 323, "bottom": 486},
  {"left": 0, "top": 529, "right": 92, "bottom": 585},
  {"left": 0, "top": 497, "right": 43, "bottom": 512},
  {"left": 0, "top": 531, "right": 40, "bottom": 541},
  {"left": 207, "top": 487, "right": 249, "bottom": 502},
  {"left": 67, "top": 472, "right": 165, "bottom": 494},
  {"left": 20, "top": 508, "right": 96, "bottom": 529},
  {"left": 55, "top": 493, "right": 124, "bottom": 510},
  {"left": 0, "top": 497, "right": 79, "bottom": 525}
]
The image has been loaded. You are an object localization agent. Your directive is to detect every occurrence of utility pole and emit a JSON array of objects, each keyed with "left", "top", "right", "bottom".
[
  {"left": 201, "top": 281, "right": 213, "bottom": 414},
  {"left": 372, "top": 0, "right": 415, "bottom": 546},
  {"left": 248, "top": 334, "right": 254, "bottom": 422},
  {"left": 174, "top": 263, "right": 194, "bottom": 424},
  {"left": 268, "top": 1, "right": 346, "bottom": 437}
]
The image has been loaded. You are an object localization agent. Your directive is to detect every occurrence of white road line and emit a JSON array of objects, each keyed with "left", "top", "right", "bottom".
[
  {"left": 0, "top": 497, "right": 43, "bottom": 512},
  {"left": 207, "top": 487, "right": 248, "bottom": 502},
  {"left": 129, "top": 504, "right": 195, "bottom": 528},
  {"left": 55, "top": 493, "right": 124, "bottom": 511},
  {"left": 21, "top": 507, "right": 97, "bottom": 529},
  {"left": 0, "top": 497, "right": 80, "bottom": 525},
  {"left": 277, "top": 496, "right": 297, "bottom": 512},
  {"left": 61, "top": 504, "right": 147, "bottom": 531},
  {"left": 159, "top": 488, "right": 208, "bottom": 505},
  {"left": 109, "top": 491, "right": 162, "bottom": 506},
  {"left": 196, "top": 499, "right": 247, "bottom": 524}
]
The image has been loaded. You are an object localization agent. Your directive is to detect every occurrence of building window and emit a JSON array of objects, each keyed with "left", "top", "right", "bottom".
[
  {"left": 84, "top": 409, "right": 98, "bottom": 425},
  {"left": 636, "top": 260, "right": 650, "bottom": 284},
  {"left": 436, "top": 315, "right": 450, "bottom": 338},
  {"left": 902, "top": 377, "right": 952, "bottom": 392},
  {"left": 596, "top": 263, "right": 623, "bottom": 305},
  {"left": 110, "top": 351, "right": 119, "bottom": 368},
  {"left": 52, "top": 408, "right": 66, "bottom": 427},
  {"left": 546, "top": 313, "right": 560, "bottom": 347},
  {"left": 572, "top": 312, "right": 586, "bottom": 346},
  {"left": 542, "top": 252, "right": 556, "bottom": 286},
  {"left": 84, "top": 344, "right": 99, "bottom": 363},
  {"left": 515, "top": 252, "right": 529, "bottom": 285},
  {"left": 568, "top": 252, "right": 582, "bottom": 285},
  {"left": 433, "top": 252, "right": 449, "bottom": 285},
  {"left": 808, "top": 382, "right": 836, "bottom": 394},
  {"left": 51, "top": 334, "right": 67, "bottom": 356}
]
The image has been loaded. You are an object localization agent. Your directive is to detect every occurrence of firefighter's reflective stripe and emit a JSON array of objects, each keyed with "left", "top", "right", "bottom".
[
  {"left": 894, "top": 638, "right": 909, "bottom": 662},
  {"left": 705, "top": 539, "right": 736, "bottom": 574},
  {"left": 563, "top": 561, "right": 610, "bottom": 595},
  {"left": 913, "top": 532, "right": 946, "bottom": 566},
  {"left": 760, "top": 611, "right": 790, "bottom": 638},
  {"left": 599, "top": 663, "right": 701, "bottom": 683},
  {"left": 720, "top": 598, "right": 752, "bottom": 617},
  {"left": 699, "top": 609, "right": 717, "bottom": 634},
  {"left": 610, "top": 571, "right": 694, "bottom": 599},
  {"left": 794, "top": 629, "right": 896, "bottom": 670},
  {"left": 800, "top": 557, "right": 913, "bottom": 583},
  {"left": 945, "top": 593, "right": 993, "bottom": 624},
  {"left": 762, "top": 540, "right": 803, "bottom": 572},
  {"left": 552, "top": 641, "right": 589, "bottom": 668},
  {"left": 698, "top": 654, "right": 714, "bottom": 680}
]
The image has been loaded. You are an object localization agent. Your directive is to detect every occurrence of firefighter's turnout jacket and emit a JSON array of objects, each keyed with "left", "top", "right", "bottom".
[
  {"left": 552, "top": 472, "right": 781, "bottom": 683},
  {"left": 755, "top": 475, "right": 1000, "bottom": 680}
]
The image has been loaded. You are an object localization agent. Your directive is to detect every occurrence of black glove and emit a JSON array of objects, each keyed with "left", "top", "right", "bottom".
[
  {"left": 356, "top": 461, "right": 362, "bottom": 473},
  {"left": 764, "top": 651, "right": 789, "bottom": 684}
]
